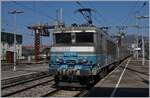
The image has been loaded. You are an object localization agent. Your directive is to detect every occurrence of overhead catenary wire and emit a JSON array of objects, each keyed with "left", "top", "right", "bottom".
[
  {"left": 75, "top": 1, "right": 148, "bottom": 34},
  {"left": 13, "top": 2, "right": 55, "bottom": 21},
  {"left": 121, "top": 1, "right": 147, "bottom": 26},
  {"left": 13, "top": 1, "right": 79, "bottom": 49},
  {"left": 4, "top": 12, "right": 31, "bottom": 36},
  {"left": 12, "top": 2, "right": 56, "bottom": 38},
  {"left": 76, "top": 1, "right": 84, "bottom": 8},
  {"left": 109, "top": 1, "right": 148, "bottom": 35},
  {"left": 87, "top": 2, "right": 114, "bottom": 26},
  {"left": 137, "top": 1, "right": 147, "bottom": 13},
  {"left": 37, "top": 2, "right": 80, "bottom": 24},
  {"left": 121, "top": 1, "right": 138, "bottom": 26},
  {"left": 75, "top": 1, "right": 99, "bottom": 25},
  {"left": 75, "top": 1, "right": 115, "bottom": 34}
]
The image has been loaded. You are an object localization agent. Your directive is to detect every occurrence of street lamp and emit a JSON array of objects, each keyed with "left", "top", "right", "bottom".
[
  {"left": 135, "top": 12, "right": 140, "bottom": 60},
  {"left": 135, "top": 15, "right": 149, "bottom": 65},
  {"left": 8, "top": 9, "right": 24, "bottom": 71}
]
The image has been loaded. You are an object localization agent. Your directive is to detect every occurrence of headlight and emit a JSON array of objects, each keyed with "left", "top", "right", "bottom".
[
  {"left": 78, "top": 58, "right": 88, "bottom": 64},
  {"left": 56, "top": 58, "right": 64, "bottom": 64}
]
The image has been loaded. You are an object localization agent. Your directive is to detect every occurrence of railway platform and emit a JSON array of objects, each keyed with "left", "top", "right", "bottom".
[{"left": 86, "top": 57, "right": 149, "bottom": 97}]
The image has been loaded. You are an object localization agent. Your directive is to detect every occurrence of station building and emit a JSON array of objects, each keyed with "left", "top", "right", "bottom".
[{"left": 1, "top": 32, "right": 22, "bottom": 63}]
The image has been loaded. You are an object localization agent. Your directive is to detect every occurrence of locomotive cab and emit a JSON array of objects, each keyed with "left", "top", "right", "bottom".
[{"left": 49, "top": 26, "right": 99, "bottom": 86}]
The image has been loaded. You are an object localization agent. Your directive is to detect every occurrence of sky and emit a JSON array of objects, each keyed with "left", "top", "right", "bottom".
[{"left": 1, "top": 1, "right": 149, "bottom": 46}]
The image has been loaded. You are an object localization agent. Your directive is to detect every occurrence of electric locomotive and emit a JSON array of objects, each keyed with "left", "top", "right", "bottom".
[{"left": 49, "top": 8, "right": 128, "bottom": 87}]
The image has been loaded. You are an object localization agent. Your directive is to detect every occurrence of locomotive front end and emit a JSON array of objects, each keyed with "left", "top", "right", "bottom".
[
  {"left": 49, "top": 46, "right": 97, "bottom": 86},
  {"left": 49, "top": 26, "right": 98, "bottom": 87}
]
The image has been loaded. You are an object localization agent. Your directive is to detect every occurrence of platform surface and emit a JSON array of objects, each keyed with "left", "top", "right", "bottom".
[{"left": 87, "top": 57, "right": 149, "bottom": 97}]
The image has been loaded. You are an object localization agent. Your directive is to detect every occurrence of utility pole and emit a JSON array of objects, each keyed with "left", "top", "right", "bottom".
[
  {"left": 60, "top": 8, "right": 63, "bottom": 23},
  {"left": 135, "top": 12, "right": 139, "bottom": 60},
  {"left": 136, "top": 15, "right": 148, "bottom": 65},
  {"left": 116, "top": 26, "right": 126, "bottom": 59},
  {"left": 55, "top": 8, "right": 64, "bottom": 28},
  {"left": 8, "top": 9, "right": 24, "bottom": 71}
]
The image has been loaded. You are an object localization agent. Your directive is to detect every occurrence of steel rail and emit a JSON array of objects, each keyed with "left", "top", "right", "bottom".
[
  {"left": 2, "top": 76, "right": 54, "bottom": 97},
  {"left": 2, "top": 74, "right": 52, "bottom": 89}
]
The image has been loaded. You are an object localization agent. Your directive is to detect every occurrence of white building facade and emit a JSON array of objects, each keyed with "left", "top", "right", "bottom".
[{"left": 1, "top": 32, "right": 22, "bottom": 60}]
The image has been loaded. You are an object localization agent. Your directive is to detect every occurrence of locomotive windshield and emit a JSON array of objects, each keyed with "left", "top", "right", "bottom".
[
  {"left": 55, "top": 33, "right": 71, "bottom": 44},
  {"left": 54, "top": 32, "right": 94, "bottom": 44},
  {"left": 76, "top": 33, "right": 93, "bottom": 43}
]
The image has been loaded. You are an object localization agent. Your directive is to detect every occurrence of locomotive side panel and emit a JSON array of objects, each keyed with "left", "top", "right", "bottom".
[{"left": 95, "top": 29, "right": 117, "bottom": 68}]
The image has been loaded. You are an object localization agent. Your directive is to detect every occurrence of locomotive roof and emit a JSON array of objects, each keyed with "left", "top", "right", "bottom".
[{"left": 53, "top": 26, "right": 96, "bottom": 33}]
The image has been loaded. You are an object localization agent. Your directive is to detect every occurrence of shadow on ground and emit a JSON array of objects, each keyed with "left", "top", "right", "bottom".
[{"left": 85, "top": 87, "right": 149, "bottom": 97}]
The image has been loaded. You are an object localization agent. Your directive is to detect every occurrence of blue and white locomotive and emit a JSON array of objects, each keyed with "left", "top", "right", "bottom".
[{"left": 49, "top": 8, "right": 129, "bottom": 87}]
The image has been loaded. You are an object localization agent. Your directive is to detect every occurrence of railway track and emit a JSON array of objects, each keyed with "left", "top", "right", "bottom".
[
  {"left": 42, "top": 88, "right": 87, "bottom": 97},
  {"left": 2, "top": 58, "right": 128, "bottom": 97},
  {"left": 1, "top": 70, "right": 112, "bottom": 97},
  {"left": 42, "top": 58, "right": 129, "bottom": 97},
  {"left": 2, "top": 74, "right": 90, "bottom": 97},
  {"left": 2, "top": 75, "right": 54, "bottom": 97},
  {"left": 2, "top": 73, "right": 51, "bottom": 89},
  {"left": 1, "top": 71, "right": 50, "bottom": 87}
]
